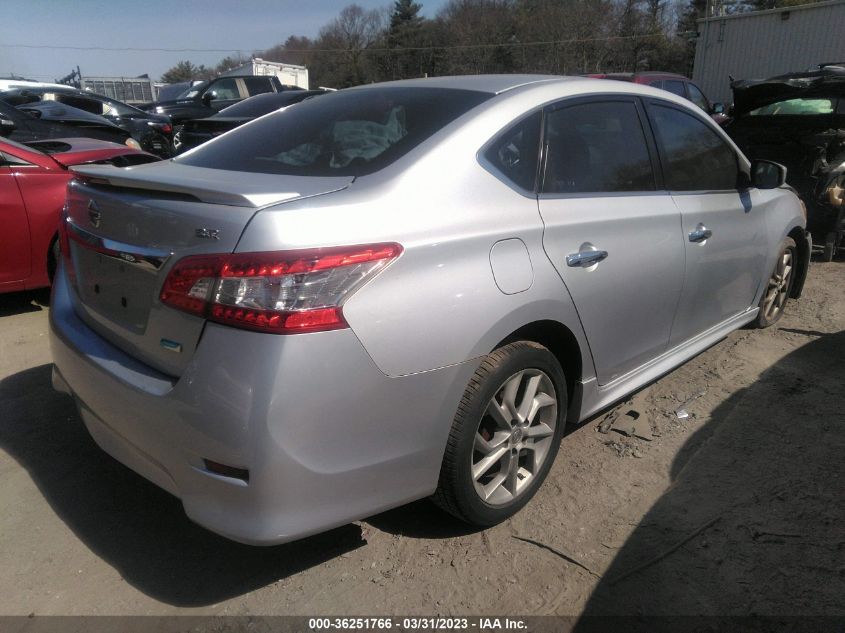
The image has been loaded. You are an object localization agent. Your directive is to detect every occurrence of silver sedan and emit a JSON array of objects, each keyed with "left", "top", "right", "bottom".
[{"left": 50, "top": 75, "right": 810, "bottom": 544}]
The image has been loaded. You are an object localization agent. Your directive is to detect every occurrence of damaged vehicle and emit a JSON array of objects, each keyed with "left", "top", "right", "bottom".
[
  {"left": 726, "top": 66, "right": 845, "bottom": 260},
  {"left": 50, "top": 76, "right": 809, "bottom": 545}
]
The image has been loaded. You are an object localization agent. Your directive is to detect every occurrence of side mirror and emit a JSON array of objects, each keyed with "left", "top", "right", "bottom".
[
  {"left": 751, "top": 159, "right": 787, "bottom": 189},
  {"left": 201, "top": 91, "right": 216, "bottom": 105},
  {"left": 0, "top": 118, "right": 15, "bottom": 137},
  {"left": 712, "top": 102, "right": 726, "bottom": 115}
]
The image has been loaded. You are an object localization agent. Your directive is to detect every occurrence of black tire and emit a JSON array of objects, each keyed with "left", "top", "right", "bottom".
[
  {"left": 753, "top": 237, "right": 797, "bottom": 328},
  {"left": 822, "top": 231, "right": 837, "bottom": 262},
  {"left": 142, "top": 133, "right": 174, "bottom": 159},
  {"left": 47, "top": 237, "right": 60, "bottom": 284},
  {"left": 433, "top": 341, "right": 567, "bottom": 526},
  {"left": 172, "top": 126, "right": 185, "bottom": 154}
]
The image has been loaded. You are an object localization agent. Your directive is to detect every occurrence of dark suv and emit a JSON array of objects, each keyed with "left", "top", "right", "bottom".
[
  {"left": 0, "top": 87, "right": 174, "bottom": 157},
  {"left": 175, "top": 89, "right": 329, "bottom": 154},
  {"left": 146, "top": 75, "right": 291, "bottom": 124}
]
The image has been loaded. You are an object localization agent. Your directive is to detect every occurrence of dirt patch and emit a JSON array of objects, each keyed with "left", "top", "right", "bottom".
[{"left": 0, "top": 263, "right": 842, "bottom": 616}]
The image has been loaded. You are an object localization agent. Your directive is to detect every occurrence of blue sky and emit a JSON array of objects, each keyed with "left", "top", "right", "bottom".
[{"left": 1, "top": 0, "right": 448, "bottom": 82}]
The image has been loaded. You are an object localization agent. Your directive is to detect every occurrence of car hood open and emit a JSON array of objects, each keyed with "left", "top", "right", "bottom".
[{"left": 731, "top": 66, "right": 845, "bottom": 116}]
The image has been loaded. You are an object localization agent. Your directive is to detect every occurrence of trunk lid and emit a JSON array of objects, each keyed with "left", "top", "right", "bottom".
[{"left": 64, "top": 161, "right": 352, "bottom": 376}]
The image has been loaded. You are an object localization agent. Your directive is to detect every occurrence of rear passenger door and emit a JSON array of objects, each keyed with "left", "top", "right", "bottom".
[
  {"left": 645, "top": 100, "right": 768, "bottom": 346},
  {"left": 537, "top": 97, "right": 685, "bottom": 386},
  {"left": 0, "top": 154, "right": 31, "bottom": 284}
]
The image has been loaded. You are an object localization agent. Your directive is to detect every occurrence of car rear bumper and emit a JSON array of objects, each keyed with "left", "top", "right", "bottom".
[{"left": 49, "top": 265, "right": 476, "bottom": 545}]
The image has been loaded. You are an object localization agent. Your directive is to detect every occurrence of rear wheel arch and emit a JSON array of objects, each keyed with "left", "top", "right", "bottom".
[
  {"left": 787, "top": 226, "right": 810, "bottom": 298},
  {"left": 494, "top": 319, "right": 583, "bottom": 422}
]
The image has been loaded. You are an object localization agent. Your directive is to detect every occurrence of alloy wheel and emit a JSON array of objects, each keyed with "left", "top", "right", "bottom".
[
  {"left": 762, "top": 249, "right": 793, "bottom": 321},
  {"left": 472, "top": 369, "right": 558, "bottom": 506}
]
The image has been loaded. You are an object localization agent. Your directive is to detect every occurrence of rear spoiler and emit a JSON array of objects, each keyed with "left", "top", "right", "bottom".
[{"left": 70, "top": 163, "right": 352, "bottom": 208}]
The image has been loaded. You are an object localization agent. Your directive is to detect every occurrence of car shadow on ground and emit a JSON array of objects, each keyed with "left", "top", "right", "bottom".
[
  {"left": 0, "top": 364, "right": 366, "bottom": 607},
  {"left": 366, "top": 499, "right": 481, "bottom": 539},
  {"left": 575, "top": 330, "right": 845, "bottom": 626},
  {"left": 0, "top": 289, "right": 50, "bottom": 317}
]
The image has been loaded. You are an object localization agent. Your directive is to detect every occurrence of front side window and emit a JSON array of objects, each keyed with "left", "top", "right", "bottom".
[
  {"left": 483, "top": 112, "right": 541, "bottom": 191},
  {"left": 207, "top": 79, "right": 240, "bottom": 101},
  {"left": 687, "top": 84, "right": 710, "bottom": 112},
  {"left": 650, "top": 104, "right": 738, "bottom": 191},
  {"left": 178, "top": 87, "right": 492, "bottom": 176},
  {"left": 542, "top": 100, "right": 655, "bottom": 194}
]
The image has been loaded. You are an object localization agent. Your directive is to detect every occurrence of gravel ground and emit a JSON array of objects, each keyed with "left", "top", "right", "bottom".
[{"left": 0, "top": 262, "right": 843, "bottom": 617}]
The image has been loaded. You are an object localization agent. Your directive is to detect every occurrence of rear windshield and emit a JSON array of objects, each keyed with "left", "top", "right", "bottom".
[
  {"left": 177, "top": 87, "right": 492, "bottom": 176},
  {"left": 747, "top": 98, "right": 836, "bottom": 116}
]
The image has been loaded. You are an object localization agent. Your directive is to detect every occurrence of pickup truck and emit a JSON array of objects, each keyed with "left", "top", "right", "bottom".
[{"left": 146, "top": 75, "right": 294, "bottom": 124}]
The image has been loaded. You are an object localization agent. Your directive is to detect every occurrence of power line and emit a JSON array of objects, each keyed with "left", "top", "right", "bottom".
[{"left": 0, "top": 32, "right": 664, "bottom": 55}]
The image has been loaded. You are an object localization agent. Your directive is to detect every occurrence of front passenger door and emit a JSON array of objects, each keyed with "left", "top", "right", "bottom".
[
  {"left": 645, "top": 101, "right": 768, "bottom": 346},
  {"left": 537, "top": 98, "right": 685, "bottom": 386}
]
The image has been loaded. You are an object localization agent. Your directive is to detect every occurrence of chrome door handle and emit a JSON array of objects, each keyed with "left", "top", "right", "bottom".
[
  {"left": 566, "top": 250, "right": 608, "bottom": 267},
  {"left": 688, "top": 226, "right": 713, "bottom": 243}
]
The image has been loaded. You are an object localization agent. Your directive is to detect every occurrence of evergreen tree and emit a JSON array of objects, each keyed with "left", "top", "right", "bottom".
[{"left": 386, "top": 0, "right": 427, "bottom": 79}]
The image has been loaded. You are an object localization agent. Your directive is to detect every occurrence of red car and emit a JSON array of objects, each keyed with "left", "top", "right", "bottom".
[
  {"left": 0, "top": 137, "right": 157, "bottom": 293},
  {"left": 586, "top": 72, "right": 728, "bottom": 125}
]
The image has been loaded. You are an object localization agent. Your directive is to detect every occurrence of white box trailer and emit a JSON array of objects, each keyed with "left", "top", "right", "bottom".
[
  {"left": 693, "top": 0, "right": 845, "bottom": 104},
  {"left": 219, "top": 58, "right": 309, "bottom": 90}
]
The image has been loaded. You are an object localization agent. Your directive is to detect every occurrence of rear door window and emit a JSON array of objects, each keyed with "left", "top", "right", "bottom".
[
  {"left": 663, "top": 80, "right": 686, "bottom": 98},
  {"left": 648, "top": 103, "right": 738, "bottom": 191},
  {"left": 542, "top": 100, "right": 656, "bottom": 194},
  {"left": 178, "top": 87, "right": 492, "bottom": 176}
]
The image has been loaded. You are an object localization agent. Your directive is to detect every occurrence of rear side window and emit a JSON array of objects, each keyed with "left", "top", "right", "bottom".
[
  {"left": 483, "top": 112, "right": 541, "bottom": 191},
  {"left": 649, "top": 104, "right": 738, "bottom": 191},
  {"left": 542, "top": 101, "right": 655, "bottom": 194},
  {"left": 242, "top": 76, "right": 274, "bottom": 96},
  {"left": 52, "top": 94, "right": 102, "bottom": 115},
  {"left": 178, "top": 87, "right": 492, "bottom": 176}
]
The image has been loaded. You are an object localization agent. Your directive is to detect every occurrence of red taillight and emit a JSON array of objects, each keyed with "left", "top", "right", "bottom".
[{"left": 160, "top": 243, "right": 402, "bottom": 334}]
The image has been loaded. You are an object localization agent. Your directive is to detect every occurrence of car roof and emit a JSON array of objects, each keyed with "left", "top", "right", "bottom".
[{"left": 349, "top": 74, "right": 573, "bottom": 95}]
